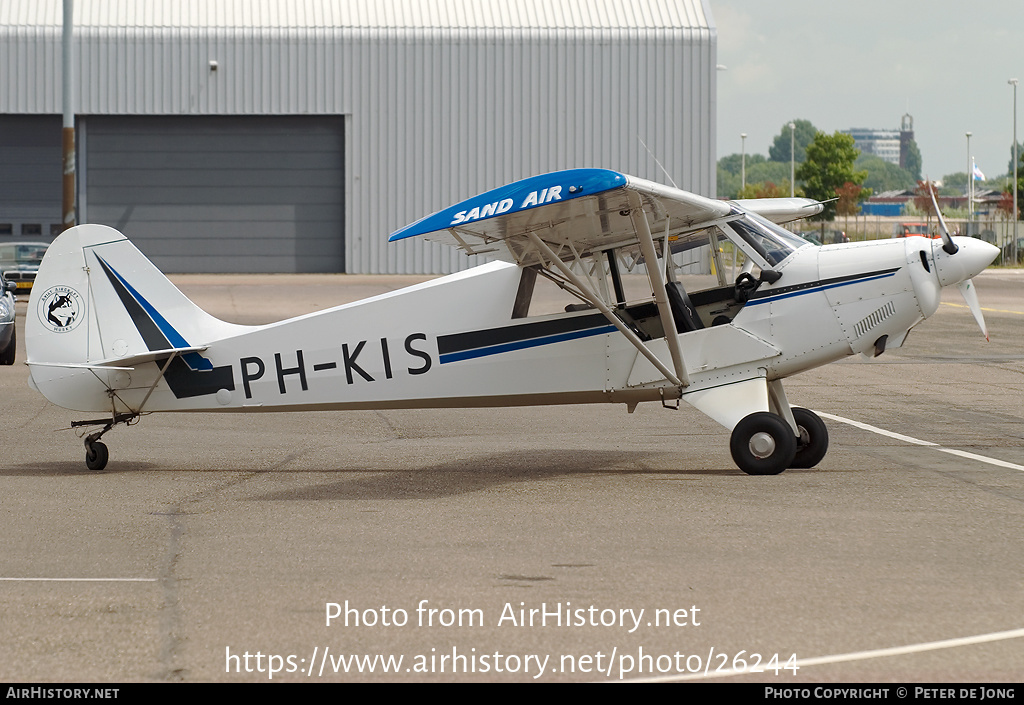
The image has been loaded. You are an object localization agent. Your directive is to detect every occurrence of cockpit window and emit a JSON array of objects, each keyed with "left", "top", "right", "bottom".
[{"left": 726, "top": 212, "right": 809, "bottom": 266}]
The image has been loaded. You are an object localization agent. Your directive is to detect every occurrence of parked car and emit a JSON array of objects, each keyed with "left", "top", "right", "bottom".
[
  {"left": 893, "top": 222, "right": 936, "bottom": 238},
  {"left": 795, "top": 229, "right": 848, "bottom": 245},
  {"left": 0, "top": 241, "right": 50, "bottom": 293},
  {"left": 0, "top": 272, "right": 16, "bottom": 365},
  {"left": 821, "top": 228, "right": 849, "bottom": 244}
]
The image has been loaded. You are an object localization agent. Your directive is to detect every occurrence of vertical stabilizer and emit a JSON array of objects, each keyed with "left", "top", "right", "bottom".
[{"left": 26, "top": 224, "right": 250, "bottom": 411}]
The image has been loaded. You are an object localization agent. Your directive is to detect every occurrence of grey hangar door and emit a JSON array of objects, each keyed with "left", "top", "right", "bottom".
[{"left": 83, "top": 115, "right": 345, "bottom": 273}]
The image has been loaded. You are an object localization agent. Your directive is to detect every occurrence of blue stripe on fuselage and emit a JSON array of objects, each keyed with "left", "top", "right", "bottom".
[{"left": 745, "top": 270, "right": 899, "bottom": 306}]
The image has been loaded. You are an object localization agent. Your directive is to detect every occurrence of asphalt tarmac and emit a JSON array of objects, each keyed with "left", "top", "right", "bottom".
[{"left": 2, "top": 269, "right": 1022, "bottom": 683}]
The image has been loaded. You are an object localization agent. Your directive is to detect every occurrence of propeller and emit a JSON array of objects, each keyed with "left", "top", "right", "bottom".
[
  {"left": 926, "top": 180, "right": 958, "bottom": 255},
  {"left": 956, "top": 279, "right": 989, "bottom": 342},
  {"left": 926, "top": 181, "right": 990, "bottom": 340}
]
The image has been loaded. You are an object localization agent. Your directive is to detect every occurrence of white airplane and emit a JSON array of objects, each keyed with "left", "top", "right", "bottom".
[{"left": 25, "top": 168, "right": 998, "bottom": 474}]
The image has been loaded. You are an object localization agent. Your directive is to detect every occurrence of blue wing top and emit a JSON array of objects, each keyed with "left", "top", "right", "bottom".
[
  {"left": 389, "top": 169, "right": 628, "bottom": 242},
  {"left": 388, "top": 168, "right": 734, "bottom": 266}
]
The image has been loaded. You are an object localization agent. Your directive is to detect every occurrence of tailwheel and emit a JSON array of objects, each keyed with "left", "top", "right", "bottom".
[
  {"left": 730, "top": 412, "right": 796, "bottom": 476},
  {"left": 791, "top": 407, "right": 828, "bottom": 469},
  {"left": 73, "top": 412, "right": 137, "bottom": 472},
  {"left": 85, "top": 440, "right": 109, "bottom": 472}
]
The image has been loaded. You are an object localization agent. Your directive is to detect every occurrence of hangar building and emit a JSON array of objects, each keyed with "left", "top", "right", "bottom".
[{"left": 0, "top": 0, "right": 718, "bottom": 274}]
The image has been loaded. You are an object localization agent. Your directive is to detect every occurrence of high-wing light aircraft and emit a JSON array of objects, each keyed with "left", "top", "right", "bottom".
[{"left": 25, "top": 169, "right": 998, "bottom": 474}]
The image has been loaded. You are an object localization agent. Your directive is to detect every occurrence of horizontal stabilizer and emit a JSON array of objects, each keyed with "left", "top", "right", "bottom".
[{"left": 27, "top": 345, "right": 209, "bottom": 371}]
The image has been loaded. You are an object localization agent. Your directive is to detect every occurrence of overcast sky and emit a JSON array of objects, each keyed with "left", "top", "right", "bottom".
[{"left": 711, "top": 0, "right": 1024, "bottom": 183}]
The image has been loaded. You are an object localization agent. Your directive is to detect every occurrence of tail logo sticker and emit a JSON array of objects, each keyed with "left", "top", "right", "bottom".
[{"left": 37, "top": 285, "right": 84, "bottom": 333}]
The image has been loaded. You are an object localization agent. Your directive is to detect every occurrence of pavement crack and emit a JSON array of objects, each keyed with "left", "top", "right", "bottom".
[{"left": 157, "top": 504, "right": 187, "bottom": 681}]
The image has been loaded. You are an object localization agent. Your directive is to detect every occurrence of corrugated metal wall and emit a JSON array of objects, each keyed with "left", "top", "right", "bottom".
[{"left": 0, "top": 0, "right": 717, "bottom": 274}]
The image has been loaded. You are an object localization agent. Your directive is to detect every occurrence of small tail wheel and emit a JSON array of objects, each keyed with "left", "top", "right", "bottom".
[
  {"left": 85, "top": 440, "right": 109, "bottom": 471},
  {"left": 730, "top": 412, "right": 796, "bottom": 475},
  {"left": 791, "top": 407, "right": 829, "bottom": 468}
]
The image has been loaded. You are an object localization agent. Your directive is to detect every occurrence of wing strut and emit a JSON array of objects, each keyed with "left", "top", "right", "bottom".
[
  {"left": 525, "top": 231, "right": 683, "bottom": 387},
  {"left": 628, "top": 194, "right": 691, "bottom": 387}
]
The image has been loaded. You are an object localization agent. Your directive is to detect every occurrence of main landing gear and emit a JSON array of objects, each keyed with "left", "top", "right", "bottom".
[
  {"left": 72, "top": 413, "right": 138, "bottom": 471},
  {"left": 729, "top": 407, "right": 828, "bottom": 475}
]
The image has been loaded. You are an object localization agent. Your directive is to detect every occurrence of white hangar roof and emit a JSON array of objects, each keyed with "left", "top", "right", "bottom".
[{"left": 1, "top": 0, "right": 712, "bottom": 30}]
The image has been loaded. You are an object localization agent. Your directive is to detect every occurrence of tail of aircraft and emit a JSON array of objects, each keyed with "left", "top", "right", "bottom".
[{"left": 26, "top": 224, "right": 249, "bottom": 411}]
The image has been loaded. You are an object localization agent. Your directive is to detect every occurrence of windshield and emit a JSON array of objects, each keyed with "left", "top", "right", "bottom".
[{"left": 725, "top": 213, "right": 809, "bottom": 266}]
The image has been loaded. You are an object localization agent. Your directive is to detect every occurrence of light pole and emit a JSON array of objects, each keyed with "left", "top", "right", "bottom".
[
  {"left": 62, "top": 0, "right": 75, "bottom": 232},
  {"left": 740, "top": 133, "right": 747, "bottom": 191},
  {"left": 789, "top": 122, "right": 796, "bottom": 197},
  {"left": 966, "top": 132, "right": 972, "bottom": 224},
  {"left": 1011, "top": 79, "right": 1019, "bottom": 264}
]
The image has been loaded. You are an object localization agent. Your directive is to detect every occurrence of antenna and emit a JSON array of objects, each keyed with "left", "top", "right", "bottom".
[{"left": 638, "top": 136, "right": 678, "bottom": 189}]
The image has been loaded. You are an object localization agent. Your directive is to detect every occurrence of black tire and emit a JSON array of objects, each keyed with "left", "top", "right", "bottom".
[
  {"left": 0, "top": 327, "right": 15, "bottom": 365},
  {"left": 791, "top": 407, "right": 829, "bottom": 469},
  {"left": 730, "top": 412, "right": 796, "bottom": 475},
  {"left": 85, "top": 441, "right": 109, "bottom": 471}
]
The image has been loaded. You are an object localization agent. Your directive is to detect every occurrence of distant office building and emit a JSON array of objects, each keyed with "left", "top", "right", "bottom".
[{"left": 843, "top": 127, "right": 902, "bottom": 165}]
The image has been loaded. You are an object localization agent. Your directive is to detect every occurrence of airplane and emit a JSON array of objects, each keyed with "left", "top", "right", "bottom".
[{"left": 24, "top": 168, "right": 999, "bottom": 475}]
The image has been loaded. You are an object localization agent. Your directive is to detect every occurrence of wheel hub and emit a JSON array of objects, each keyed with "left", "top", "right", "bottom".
[{"left": 749, "top": 431, "right": 776, "bottom": 458}]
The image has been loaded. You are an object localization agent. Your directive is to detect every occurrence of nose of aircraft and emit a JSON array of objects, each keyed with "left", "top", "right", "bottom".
[{"left": 933, "top": 236, "right": 1000, "bottom": 288}]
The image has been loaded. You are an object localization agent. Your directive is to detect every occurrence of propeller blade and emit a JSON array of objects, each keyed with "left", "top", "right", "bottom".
[
  {"left": 957, "top": 278, "right": 989, "bottom": 341},
  {"left": 927, "top": 182, "right": 958, "bottom": 255}
]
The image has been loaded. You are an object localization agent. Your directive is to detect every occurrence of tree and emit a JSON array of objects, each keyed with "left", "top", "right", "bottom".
[
  {"left": 795, "top": 131, "right": 866, "bottom": 221},
  {"left": 835, "top": 181, "right": 871, "bottom": 217},
  {"left": 1004, "top": 175, "right": 1024, "bottom": 219},
  {"left": 718, "top": 152, "right": 766, "bottom": 176},
  {"left": 913, "top": 180, "right": 939, "bottom": 228},
  {"left": 717, "top": 156, "right": 790, "bottom": 199},
  {"left": 1006, "top": 142, "right": 1024, "bottom": 219},
  {"left": 1008, "top": 140, "right": 1024, "bottom": 178},
  {"left": 942, "top": 172, "right": 969, "bottom": 190},
  {"left": 717, "top": 153, "right": 768, "bottom": 198},
  {"left": 768, "top": 119, "right": 818, "bottom": 163},
  {"left": 736, "top": 180, "right": 799, "bottom": 199},
  {"left": 902, "top": 139, "right": 922, "bottom": 181},
  {"left": 857, "top": 153, "right": 915, "bottom": 193},
  {"left": 997, "top": 190, "right": 1015, "bottom": 217}
]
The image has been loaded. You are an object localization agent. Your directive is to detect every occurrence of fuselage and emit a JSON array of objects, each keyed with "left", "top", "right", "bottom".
[{"left": 27, "top": 228, "right": 995, "bottom": 417}]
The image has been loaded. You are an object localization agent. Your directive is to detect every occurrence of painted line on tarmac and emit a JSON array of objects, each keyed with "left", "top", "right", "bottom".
[
  {"left": 0, "top": 577, "right": 156, "bottom": 582},
  {"left": 817, "top": 412, "right": 1024, "bottom": 472},
  {"left": 942, "top": 301, "right": 1024, "bottom": 315},
  {"left": 633, "top": 626, "right": 1024, "bottom": 682}
]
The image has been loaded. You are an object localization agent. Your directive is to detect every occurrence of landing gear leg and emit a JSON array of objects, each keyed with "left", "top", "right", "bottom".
[
  {"left": 73, "top": 413, "right": 137, "bottom": 472},
  {"left": 791, "top": 407, "right": 829, "bottom": 468},
  {"left": 766, "top": 379, "right": 830, "bottom": 469}
]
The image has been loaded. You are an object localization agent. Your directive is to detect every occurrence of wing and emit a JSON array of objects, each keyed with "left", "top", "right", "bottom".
[
  {"left": 391, "top": 169, "right": 741, "bottom": 389},
  {"left": 388, "top": 169, "right": 732, "bottom": 266},
  {"left": 731, "top": 197, "right": 825, "bottom": 224}
]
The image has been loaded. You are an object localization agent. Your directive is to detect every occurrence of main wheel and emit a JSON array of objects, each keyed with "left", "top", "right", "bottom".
[
  {"left": 85, "top": 441, "right": 109, "bottom": 471},
  {"left": 791, "top": 407, "right": 828, "bottom": 468},
  {"left": 730, "top": 412, "right": 796, "bottom": 475}
]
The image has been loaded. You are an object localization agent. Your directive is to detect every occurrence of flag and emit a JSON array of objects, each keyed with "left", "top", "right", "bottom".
[{"left": 972, "top": 161, "right": 985, "bottom": 181}]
